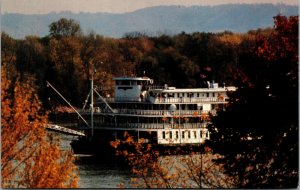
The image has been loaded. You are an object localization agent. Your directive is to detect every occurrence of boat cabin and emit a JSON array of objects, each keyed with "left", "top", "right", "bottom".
[{"left": 114, "top": 77, "right": 152, "bottom": 102}]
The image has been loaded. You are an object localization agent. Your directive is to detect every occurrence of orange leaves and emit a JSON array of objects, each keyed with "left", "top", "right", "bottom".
[
  {"left": 257, "top": 15, "right": 298, "bottom": 63},
  {"left": 110, "top": 139, "right": 120, "bottom": 149},
  {"left": 192, "top": 111, "right": 199, "bottom": 117},
  {"left": 217, "top": 93, "right": 224, "bottom": 101},
  {"left": 204, "top": 146, "right": 213, "bottom": 154},
  {"left": 115, "top": 130, "right": 234, "bottom": 188},
  {"left": 1, "top": 69, "right": 79, "bottom": 188},
  {"left": 200, "top": 112, "right": 210, "bottom": 121}
]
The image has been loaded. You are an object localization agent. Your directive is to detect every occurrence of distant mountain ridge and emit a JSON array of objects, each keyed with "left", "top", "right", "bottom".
[{"left": 2, "top": 4, "right": 298, "bottom": 39}]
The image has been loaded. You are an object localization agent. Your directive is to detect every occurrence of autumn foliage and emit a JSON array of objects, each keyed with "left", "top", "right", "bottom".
[
  {"left": 112, "top": 132, "right": 234, "bottom": 188},
  {"left": 1, "top": 66, "right": 79, "bottom": 188},
  {"left": 209, "top": 15, "right": 298, "bottom": 188}
]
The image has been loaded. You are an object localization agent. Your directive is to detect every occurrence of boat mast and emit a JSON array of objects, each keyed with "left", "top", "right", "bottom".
[{"left": 90, "top": 68, "right": 96, "bottom": 137}]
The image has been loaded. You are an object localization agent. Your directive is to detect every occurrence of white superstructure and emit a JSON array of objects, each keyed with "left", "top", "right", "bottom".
[{"left": 83, "top": 76, "right": 236, "bottom": 146}]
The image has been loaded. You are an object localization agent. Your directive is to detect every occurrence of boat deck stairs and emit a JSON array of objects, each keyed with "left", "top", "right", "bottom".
[{"left": 46, "top": 124, "right": 86, "bottom": 137}]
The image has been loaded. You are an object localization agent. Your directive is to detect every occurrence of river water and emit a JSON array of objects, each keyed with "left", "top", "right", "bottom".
[
  {"left": 60, "top": 134, "right": 131, "bottom": 188},
  {"left": 60, "top": 134, "right": 229, "bottom": 188}
]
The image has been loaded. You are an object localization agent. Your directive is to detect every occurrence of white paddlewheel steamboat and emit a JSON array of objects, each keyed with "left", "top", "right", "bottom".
[{"left": 76, "top": 76, "right": 236, "bottom": 147}]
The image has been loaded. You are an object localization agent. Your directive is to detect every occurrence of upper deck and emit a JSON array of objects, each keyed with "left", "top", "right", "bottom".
[{"left": 106, "top": 76, "right": 236, "bottom": 104}]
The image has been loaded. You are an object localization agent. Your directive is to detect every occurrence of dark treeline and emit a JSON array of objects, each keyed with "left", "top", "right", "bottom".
[{"left": 0, "top": 17, "right": 283, "bottom": 109}]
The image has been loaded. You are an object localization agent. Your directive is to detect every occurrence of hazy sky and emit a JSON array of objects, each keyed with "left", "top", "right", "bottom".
[{"left": 2, "top": 0, "right": 298, "bottom": 14}]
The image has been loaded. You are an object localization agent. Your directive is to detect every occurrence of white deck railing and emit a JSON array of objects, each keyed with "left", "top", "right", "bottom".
[
  {"left": 148, "top": 97, "right": 227, "bottom": 103},
  {"left": 93, "top": 122, "right": 207, "bottom": 130},
  {"left": 102, "top": 97, "right": 227, "bottom": 103},
  {"left": 82, "top": 108, "right": 217, "bottom": 116},
  {"left": 114, "top": 109, "right": 216, "bottom": 116}
]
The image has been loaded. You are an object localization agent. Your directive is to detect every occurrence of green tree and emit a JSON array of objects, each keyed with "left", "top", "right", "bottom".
[{"left": 49, "top": 18, "right": 82, "bottom": 38}]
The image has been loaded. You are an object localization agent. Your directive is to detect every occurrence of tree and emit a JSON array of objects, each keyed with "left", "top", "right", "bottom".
[
  {"left": 1, "top": 32, "right": 16, "bottom": 66},
  {"left": 208, "top": 15, "right": 298, "bottom": 188},
  {"left": 1, "top": 66, "right": 79, "bottom": 188},
  {"left": 49, "top": 18, "right": 82, "bottom": 38},
  {"left": 48, "top": 36, "right": 85, "bottom": 105},
  {"left": 15, "top": 36, "right": 47, "bottom": 83}
]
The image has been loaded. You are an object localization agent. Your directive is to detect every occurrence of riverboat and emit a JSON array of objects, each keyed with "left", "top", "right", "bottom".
[{"left": 69, "top": 76, "right": 236, "bottom": 155}]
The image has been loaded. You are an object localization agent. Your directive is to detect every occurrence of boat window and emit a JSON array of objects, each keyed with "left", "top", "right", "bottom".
[
  {"left": 122, "top": 80, "right": 130, "bottom": 85},
  {"left": 206, "top": 93, "right": 209, "bottom": 97},
  {"left": 197, "top": 93, "right": 200, "bottom": 97},
  {"left": 212, "top": 93, "right": 215, "bottom": 97},
  {"left": 169, "top": 131, "right": 172, "bottom": 139},
  {"left": 131, "top": 81, "right": 137, "bottom": 85},
  {"left": 116, "top": 80, "right": 122, "bottom": 85},
  {"left": 182, "top": 131, "right": 185, "bottom": 139},
  {"left": 162, "top": 131, "right": 166, "bottom": 139},
  {"left": 176, "top": 131, "right": 179, "bottom": 139},
  {"left": 193, "top": 131, "right": 197, "bottom": 138},
  {"left": 188, "top": 131, "right": 191, "bottom": 138},
  {"left": 200, "top": 131, "right": 203, "bottom": 138},
  {"left": 137, "top": 81, "right": 142, "bottom": 85},
  {"left": 206, "top": 132, "right": 209, "bottom": 138}
]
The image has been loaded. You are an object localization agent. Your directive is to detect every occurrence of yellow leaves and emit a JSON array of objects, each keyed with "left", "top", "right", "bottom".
[
  {"left": 217, "top": 33, "right": 243, "bottom": 46},
  {"left": 1, "top": 69, "right": 79, "bottom": 188}
]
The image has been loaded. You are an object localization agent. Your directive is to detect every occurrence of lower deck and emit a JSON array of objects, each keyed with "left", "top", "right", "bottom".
[{"left": 79, "top": 125, "right": 210, "bottom": 146}]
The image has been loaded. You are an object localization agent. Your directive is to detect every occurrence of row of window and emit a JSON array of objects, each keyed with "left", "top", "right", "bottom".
[
  {"left": 164, "top": 92, "right": 222, "bottom": 98},
  {"left": 161, "top": 130, "right": 208, "bottom": 140},
  {"left": 115, "top": 80, "right": 148, "bottom": 86}
]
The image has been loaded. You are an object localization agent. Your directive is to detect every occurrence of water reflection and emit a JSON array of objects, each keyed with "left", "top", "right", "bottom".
[
  {"left": 75, "top": 156, "right": 131, "bottom": 188},
  {"left": 60, "top": 134, "right": 131, "bottom": 188}
]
